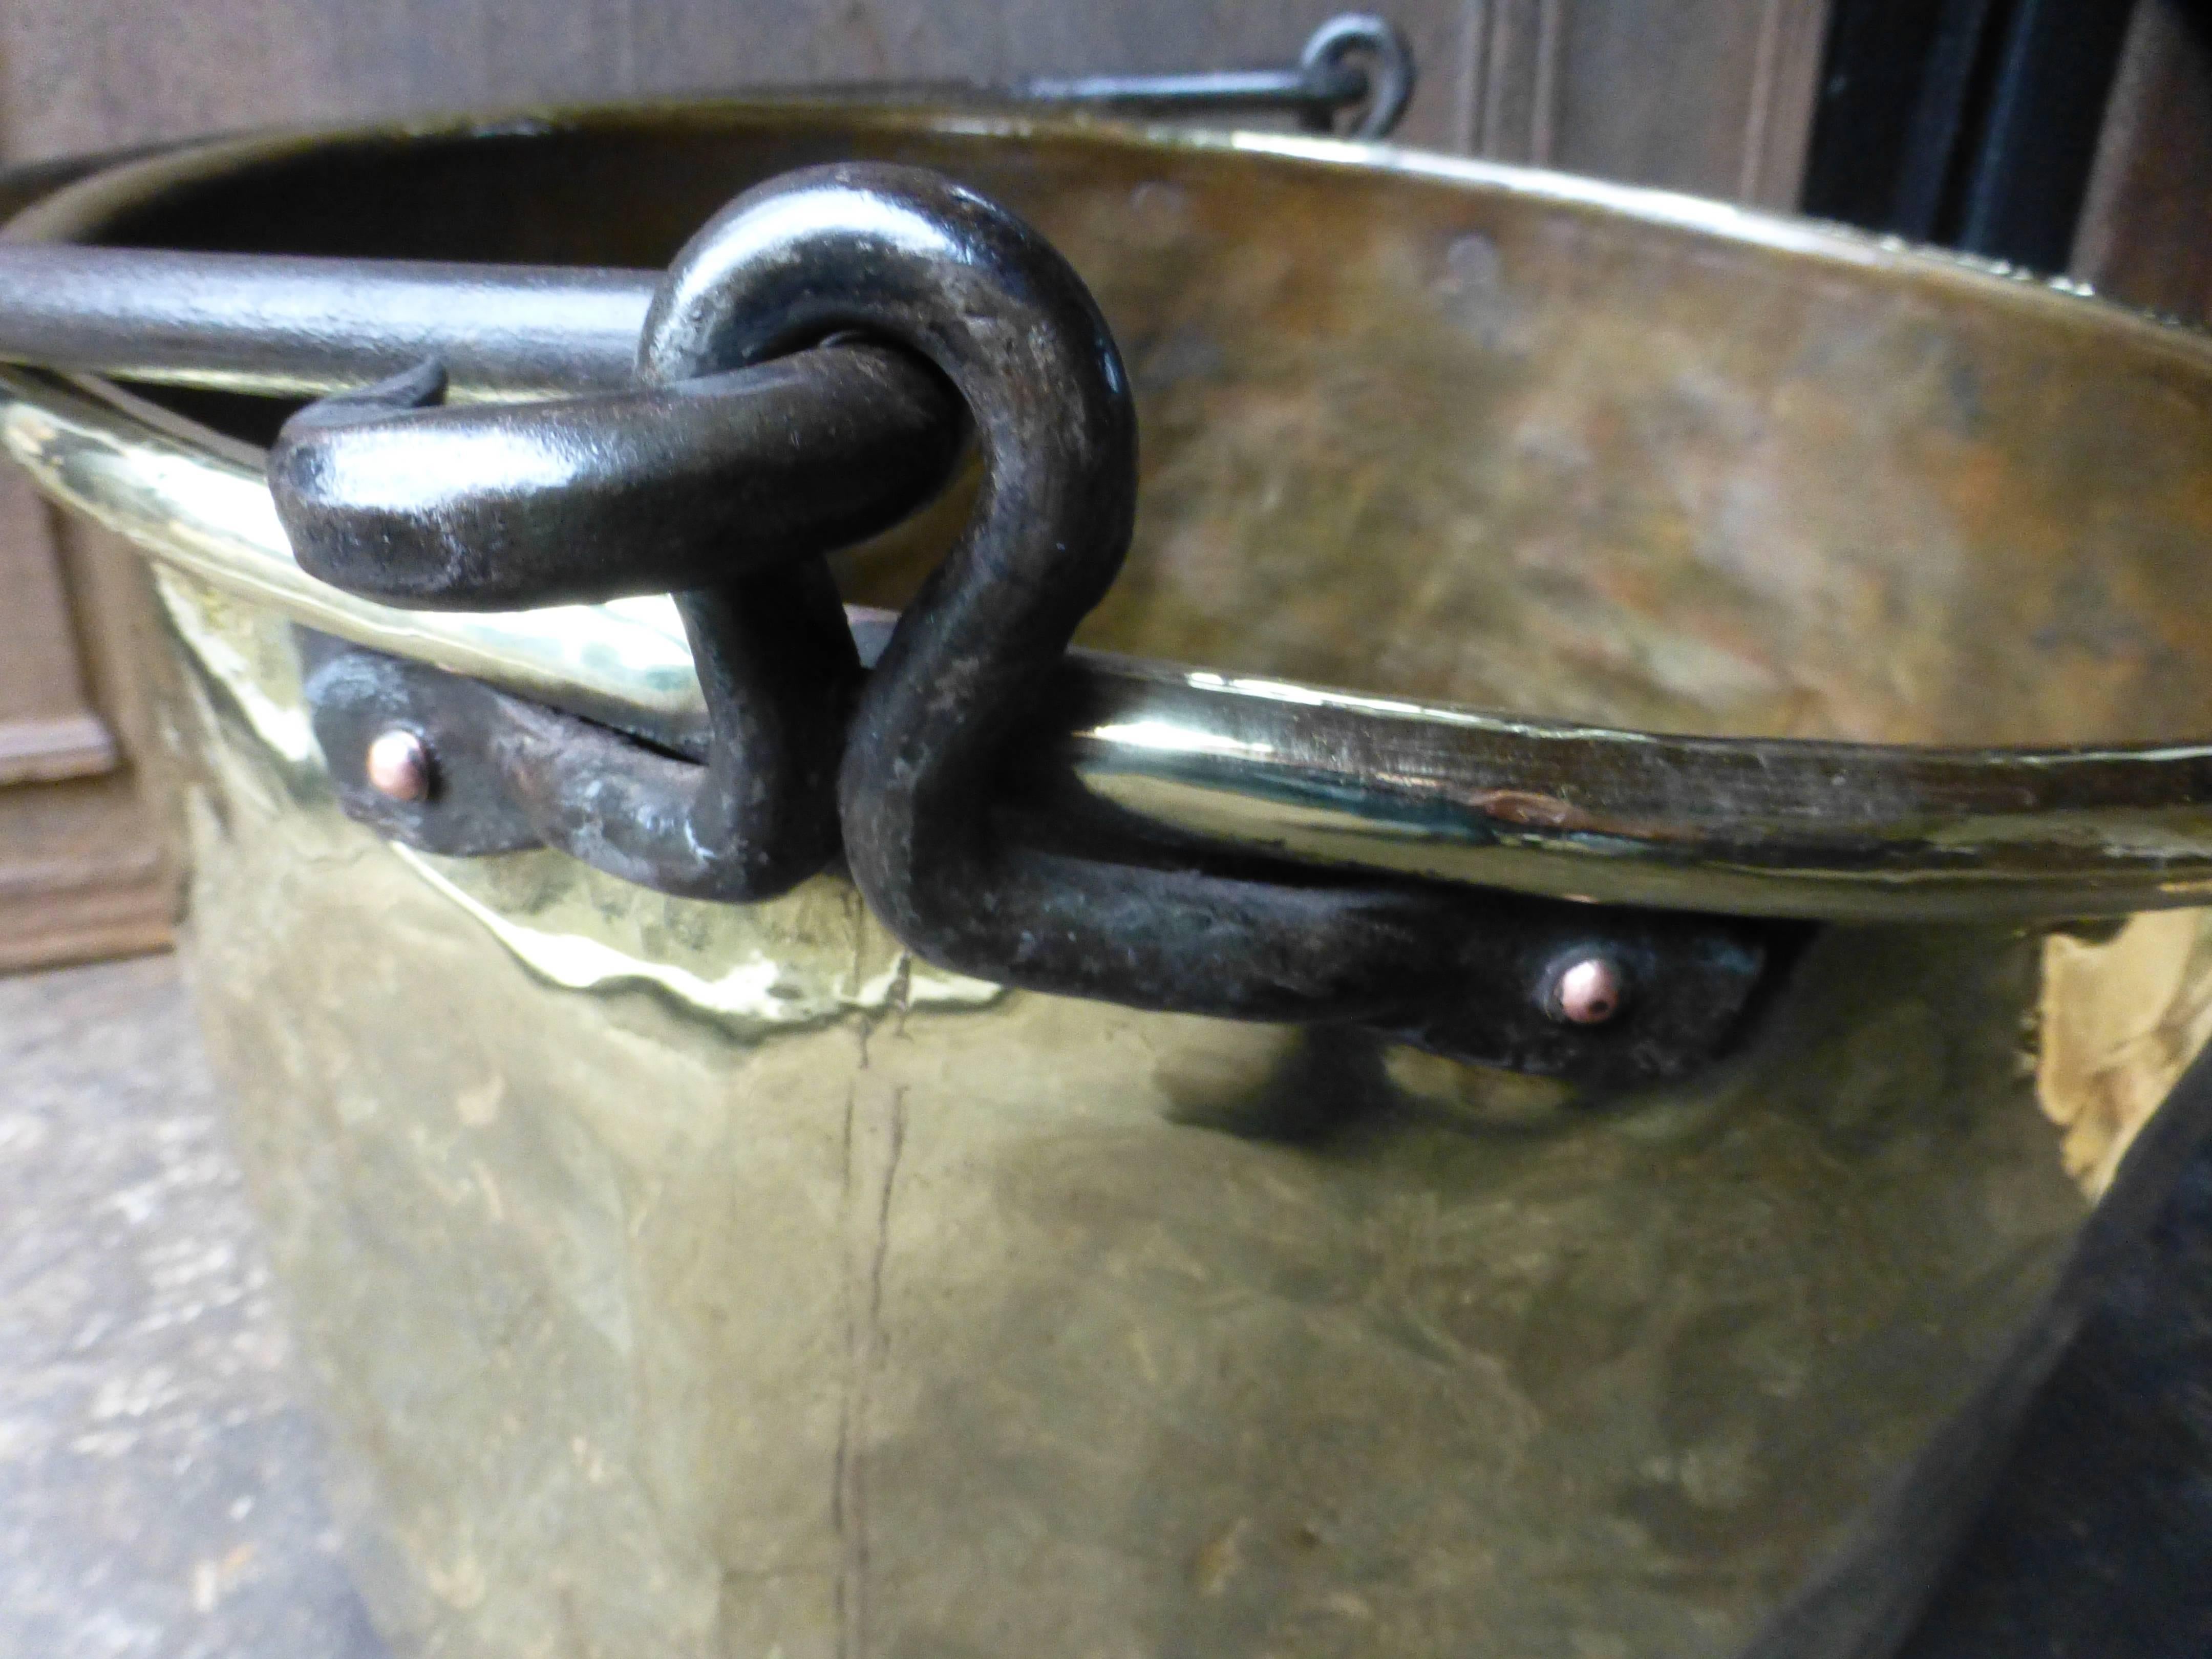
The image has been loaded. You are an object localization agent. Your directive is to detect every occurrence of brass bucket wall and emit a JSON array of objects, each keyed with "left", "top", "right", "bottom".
[{"left": 6, "top": 106, "right": 2211, "bottom": 1657}]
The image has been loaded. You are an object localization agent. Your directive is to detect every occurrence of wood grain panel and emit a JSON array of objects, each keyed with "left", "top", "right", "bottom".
[
  {"left": 1457, "top": 0, "right": 1565, "bottom": 164},
  {"left": 2072, "top": 0, "right": 2212, "bottom": 323},
  {"left": 0, "top": 777, "right": 171, "bottom": 973},
  {"left": 1458, "top": 0, "right": 1829, "bottom": 205},
  {"left": 0, "top": 471, "right": 115, "bottom": 786},
  {"left": 0, "top": 521, "right": 174, "bottom": 972}
]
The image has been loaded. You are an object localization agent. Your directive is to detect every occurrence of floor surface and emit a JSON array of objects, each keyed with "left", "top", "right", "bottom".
[{"left": 0, "top": 953, "right": 388, "bottom": 1659}]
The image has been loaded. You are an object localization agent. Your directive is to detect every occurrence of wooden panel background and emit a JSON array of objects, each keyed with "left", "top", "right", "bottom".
[
  {"left": 1456, "top": 0, "right": 1826, "bottom": 206},
  {"left": 0, "top": 0, "right": 1835, "bottom": 971},
  {"left": 2072, "top": 0, "right": 2212, "bottom": 324}
]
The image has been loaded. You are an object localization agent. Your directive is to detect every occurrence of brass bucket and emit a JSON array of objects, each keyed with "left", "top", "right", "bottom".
[{"left": 5, "top": 104, "right": 2212, "bottom": 1657}]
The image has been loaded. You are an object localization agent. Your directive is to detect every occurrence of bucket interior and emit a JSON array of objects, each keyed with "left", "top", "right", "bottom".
[{"left": 73, "top": 109, "right": 2212, "bottom": 751}]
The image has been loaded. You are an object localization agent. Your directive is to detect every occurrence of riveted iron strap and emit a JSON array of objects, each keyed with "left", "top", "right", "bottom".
[
  {"left": 304, "top": 628, "right": 1789, "bottom": 1089},
  {"left": 268, "top": 161, "right": 1794, "bottom": 1089}
]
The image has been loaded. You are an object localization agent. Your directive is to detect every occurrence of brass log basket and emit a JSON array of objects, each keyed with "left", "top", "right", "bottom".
[{"left": 5, "top": 59, "right": 2212, "bottom": 1659}]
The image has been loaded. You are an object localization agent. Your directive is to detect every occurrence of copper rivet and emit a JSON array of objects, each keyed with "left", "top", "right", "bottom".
[
  {"left": 1546, "top": 953, "right": 1625, "bottom": 1025},
  {"left": 365, "top": 728, "right": 432, "bottom": 803}
]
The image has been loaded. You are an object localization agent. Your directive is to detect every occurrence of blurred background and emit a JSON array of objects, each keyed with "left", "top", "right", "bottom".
[{"left": 3, "top": 3, "right": 2210, "bottom": 1655}]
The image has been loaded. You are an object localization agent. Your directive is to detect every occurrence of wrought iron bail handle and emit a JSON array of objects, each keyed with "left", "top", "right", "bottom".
[
  {"left": 0, "top": 245, "right": 661, "bottom": 399},
  {"left": 0, "top": 15, "right": 1413, "bottom": 401},
  {"left": 271, "top": 339, "right": 967, "bottom": 900},
  {"left": 0, "top": 19, "right": 1413, "bottom": 394},
  {"left": 270, "top": 162, "right": 1790, "bottom": 1090}
]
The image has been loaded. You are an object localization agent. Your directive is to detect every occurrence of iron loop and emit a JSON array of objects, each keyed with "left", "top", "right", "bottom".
[
  {"left": 1298, "top": 14, "right": 1416, "bottom": 138},
  {"left": 1014, "top": 14, "right": 1413, "bottom": 138},
  {"left": 635, "top": 163, "right": 1781, "bottom": 1079},
  {"left": 270, "top": 313, "right": 963, "bottom": 900}
]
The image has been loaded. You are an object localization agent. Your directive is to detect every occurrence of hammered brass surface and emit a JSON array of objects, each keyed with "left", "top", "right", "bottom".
[
  {"left": 14, "top": 109, "right": 2212, "bottom": 920},
  {"left": 144, "top": 563, "right": 2095, "bottom": 1658}
]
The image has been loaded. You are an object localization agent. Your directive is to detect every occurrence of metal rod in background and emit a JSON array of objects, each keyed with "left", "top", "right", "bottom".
[
  {"left": 0, "top": 245, "right": 657, "bottom": 400},
  {"left": 1022, "top": 14, "right": 1414, "bottom": 138},
  {"left": 1023, "top": 65, "right": 1364, "bottom": 128}
]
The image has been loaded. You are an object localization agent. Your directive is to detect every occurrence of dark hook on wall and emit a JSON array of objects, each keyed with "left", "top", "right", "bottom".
[{"left": 1020, "top": 13, "right": 1415, "bottom": 139}]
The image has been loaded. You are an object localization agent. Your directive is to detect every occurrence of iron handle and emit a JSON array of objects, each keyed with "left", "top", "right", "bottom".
[
  {"left": 262, "top": 161, "right": 1789, "bottom": 1091},
  {"left": 0, "top": 245, "right": 656, "bottom": 400},
  {"left": 1019, "top": 14, "right": 1414, "bottom": 139}
]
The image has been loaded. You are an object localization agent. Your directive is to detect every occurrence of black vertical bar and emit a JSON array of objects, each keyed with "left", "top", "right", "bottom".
[
  {"left": 1800, "top": 0, "right": 2137, "bottom": 274},
  {"left": 1891, "top": 0, "right": 2006, "bottom": 240},
  {"left": 1950, "top": 0, "right": 2139, "bottom": 267}
]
